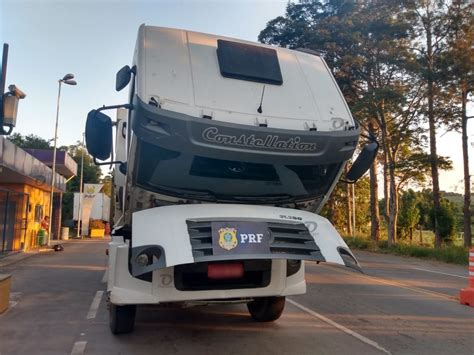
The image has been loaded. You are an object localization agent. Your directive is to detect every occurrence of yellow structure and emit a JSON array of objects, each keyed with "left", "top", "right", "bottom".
[
  {"left": 0, "top": 274, "right": 11, "bottom": 314},
  {"left": 1, "top": 184, "right": 51, "bottom": 250},
  {"left": 90, "top": 229, "right": 105, "bottom": 238},
  {"left": 0, "top": 137, "right": 76, "bottom": 252}
]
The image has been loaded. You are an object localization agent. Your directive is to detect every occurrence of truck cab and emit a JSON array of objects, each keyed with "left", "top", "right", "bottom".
[{"left": 85, "top": 25, "right": 376, "bottom": 334}]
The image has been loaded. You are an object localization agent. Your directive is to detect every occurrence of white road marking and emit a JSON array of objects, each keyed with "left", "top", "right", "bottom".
[
  {"left": 101, "top": 269, "right": 108, "bottom": 283},
  {"left": 70, "top": 341, "right": 87, "bottom": 355},
  {"left": 319, "top": 264, "right": 457, "bottom": 301},
  {"left": 3, "top": 292, "right": 22, "bottom": 313},
  {"left": 287, "top": 298, "right": 392, "bottom": 355},
  {"left": 412, "top": 267, "right": 468, "bottom": 279},
  {"left": 86, "top": 290, "right": 104, "bottom": 319}
]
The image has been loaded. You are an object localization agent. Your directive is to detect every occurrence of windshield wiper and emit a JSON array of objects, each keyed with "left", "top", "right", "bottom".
[
  {"left": 156, "top": 185, "right": 218, "bottom": 201},
  {"left": 232, "top": 194, "right": 294, "bottom": 203}
]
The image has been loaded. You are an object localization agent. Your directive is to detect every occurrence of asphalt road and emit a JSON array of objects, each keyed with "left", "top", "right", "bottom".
[{"left": 0, "top": 239, "right": 473, "bottom": 355}]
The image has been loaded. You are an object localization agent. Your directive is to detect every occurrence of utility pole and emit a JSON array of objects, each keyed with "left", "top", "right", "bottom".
[
  {"left": 47, "top": 74, "right": 76, "bottom": 245},
  {"left": 77, "top": 133, "right": 85, "bottom": 238},
  {"left": 352, "top": 183, "right": 356, "bottom": 238}
]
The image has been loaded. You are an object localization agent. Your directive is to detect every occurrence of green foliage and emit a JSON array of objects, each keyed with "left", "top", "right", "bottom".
[
  {"left": 101, "top": 174, "right": 113, "bottom": 198},
  {"left": 415, "top": 189, "right": 458, "bottom": 241},
  {"left": 344, "top": 236, "right": 468, "bottom": 265},
  {"left": 60, "top": 142, "right": 102, "bottom": 223},
  {"left": 397, "top": 189, "right": 420, "bottom": 240},
  {"left": 320, "top": 176, "right": 371, "bottom": 234},
  {"left": 396, "top": 148, "right": 452, "bottom": 189},
  {"left": 8, "top": 133, "right": 52, "bottom": 149},
  {"left": 377, "top": 189, "right": 458, "bottom": 242},
  {"left": 260, "top": 0, "right": 472, "bottom": 246},
  {"left": 430, "top": 199, "right": 458, "bottom": 243}
]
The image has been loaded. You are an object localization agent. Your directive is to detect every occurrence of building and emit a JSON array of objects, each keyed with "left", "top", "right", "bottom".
[{"left": 0, "top": 137, "right": 77, "bottom": 252}]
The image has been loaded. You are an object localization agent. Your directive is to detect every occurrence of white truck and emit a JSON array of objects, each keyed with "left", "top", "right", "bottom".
[
  {"left": 85, "top": 25, "right": 377, "bottom": 334},
  {"left": 73, "top": 192, "right": 111, "bottom": 222}
]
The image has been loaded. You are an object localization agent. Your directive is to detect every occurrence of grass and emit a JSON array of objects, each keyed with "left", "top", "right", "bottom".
[{"left": 343, "top": 235, "right": 469, "bottom": 265}]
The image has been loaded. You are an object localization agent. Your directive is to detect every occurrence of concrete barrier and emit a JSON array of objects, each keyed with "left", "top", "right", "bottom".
[{"left": 61, "top": 227, "right": 69, "bottom": 241}]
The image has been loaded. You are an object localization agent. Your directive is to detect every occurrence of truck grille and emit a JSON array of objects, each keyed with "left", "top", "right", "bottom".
[
  {"left": 187, "top": 221, "right": 214, "bottom": 257},
  {"left": 186, "top": 220, "right": 325, "bottom": 261}
]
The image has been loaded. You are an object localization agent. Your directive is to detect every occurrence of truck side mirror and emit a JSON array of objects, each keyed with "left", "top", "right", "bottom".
[
  {"left": 116, "top": 65, "right": 132, "bottom": 92},
  {"left": 85, "top": 110, "right": 113, "bottom": 161},
  {"left": 345, "top": 142, "right": 378, "bottom": 183}
]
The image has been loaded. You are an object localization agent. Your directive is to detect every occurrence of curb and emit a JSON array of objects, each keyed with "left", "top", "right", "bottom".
[{"left": 0, "top": 240, "right": 71, "bottom": 268}]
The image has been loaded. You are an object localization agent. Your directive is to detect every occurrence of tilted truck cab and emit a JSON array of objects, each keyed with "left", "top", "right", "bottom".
[{"left": 85, "top": 25, "right": 376, "bottom": 334}]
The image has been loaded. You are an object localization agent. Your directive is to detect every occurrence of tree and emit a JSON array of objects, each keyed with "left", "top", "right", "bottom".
[
  {"left": 431, "top": 199, "right": 458, "bottom": 243},
  {"left": 444, "top": 1, "right": 474, "bottom": 247},
  {"left": 320, "top": 177, "right": 371, "bottom": 235},
  {"left": 101, "top": 174, "right": 113, "bottom": 198},
  {"left": 60, "top": 142, "right": 102, "bottom": 222},
  {"left": 411, "top": 0, "right": 457, "bottom": 248},
  {"left": 416, "top": 189, "right": 458, "bottom": 244},
  {"left": 259, "top": 0, "right": 423, "bottom": 245},
  {"left": 368, "top": 122, "right": 381, "bottom": 241},
  {"left": 396, "top": 148, "right": 451, "bottom": 190},
  {"left": 353, "top": 177, "right": 371, "bottom": 235},
  {"left": 8, "top": 133, "right": 52, "bottom": 149},
  {"left": 321, "top": 181, "right": 348, "bottom": 233},
  {"left": 398, "top": 189, "right": 420, "bottom": 242}
]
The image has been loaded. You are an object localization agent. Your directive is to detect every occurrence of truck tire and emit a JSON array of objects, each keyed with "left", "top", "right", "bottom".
[
  {"left": 247, "top": 296, "right": 286, "bottom": 322},
  {"left": 109, "top": 304, "right": 136, "bottom": 334}
]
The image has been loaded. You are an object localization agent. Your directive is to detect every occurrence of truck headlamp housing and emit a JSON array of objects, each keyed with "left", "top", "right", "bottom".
[{"left": 136, "top": 253, "right": 150, "bottom": 267}]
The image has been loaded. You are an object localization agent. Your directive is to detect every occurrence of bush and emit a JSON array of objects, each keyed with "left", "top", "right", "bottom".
[
  {"left": 90, "top": 219, "right": 105, "bottom": 229},
  {"left": 343, "top": 236, "right": 468, "bottom": 265},
  {"left": 343, "top": 236, "right": 373, "bottom": 250}
]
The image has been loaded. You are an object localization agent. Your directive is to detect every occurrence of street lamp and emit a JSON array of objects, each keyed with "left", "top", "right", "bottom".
[
  {"left": 47, "top": 73, "right": 77, "bottom": 245},
  {"left": 77, "top": 132, "right": 85, "bottom": 238}
]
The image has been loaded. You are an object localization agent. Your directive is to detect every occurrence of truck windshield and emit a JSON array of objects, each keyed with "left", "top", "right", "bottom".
[{"left": 135, "top": 142, "right": 342, "bottom": 203}]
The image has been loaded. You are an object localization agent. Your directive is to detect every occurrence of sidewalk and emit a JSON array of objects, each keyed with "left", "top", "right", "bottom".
[{"left": 0, "top": 239, "right": 72, "bottom": 267}]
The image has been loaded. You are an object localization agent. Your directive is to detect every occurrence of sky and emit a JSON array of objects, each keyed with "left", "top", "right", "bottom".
[{"left": 0, "top": 0, "right": 473, "bottom": 193}]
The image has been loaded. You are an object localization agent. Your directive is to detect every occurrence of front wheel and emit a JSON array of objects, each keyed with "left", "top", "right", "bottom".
[
  {"left": 247, "top": 296, "right": 286, "bottom": 322},
  {"left": 109, "top": 303, "right": 136, "bottom": 334}
]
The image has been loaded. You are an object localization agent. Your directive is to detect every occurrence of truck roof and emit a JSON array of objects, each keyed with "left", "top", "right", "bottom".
[{"left": 134, "top": 25, "right": 354, "bottom": 132}]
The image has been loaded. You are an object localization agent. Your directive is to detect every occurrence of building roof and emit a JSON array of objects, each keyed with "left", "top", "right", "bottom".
[
  {"left": 24, "top": 149, "right": 78, "bottom": 179},
  {"left": 0, "top": 136, "right": 71, "bottom": 192}
]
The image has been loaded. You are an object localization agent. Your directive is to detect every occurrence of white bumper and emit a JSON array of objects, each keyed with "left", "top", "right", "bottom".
[{"left": 108, "top": 204, "right": 359, "bottom": 305}]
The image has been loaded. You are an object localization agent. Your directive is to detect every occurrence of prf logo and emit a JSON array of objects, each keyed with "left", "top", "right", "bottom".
[
  {"left": 218, "top": 227, "right": 238, "bottom": 251},
  {"left": 213, "top": 222, "right": 270, "bottom": 255}
]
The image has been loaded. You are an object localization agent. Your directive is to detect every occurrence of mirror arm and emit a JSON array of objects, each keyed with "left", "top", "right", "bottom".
[
  {"left": 97, "top": 103, "right": 133, "bottom": 113},
  {"left": 93, "top": 157, "right": 127, "bottom": 170},
  {"left": 360, "top": 131, "right": 378, "bottom": 145},
  {"left": 339, "top": 178, "right": 354, "bottom": 184}
]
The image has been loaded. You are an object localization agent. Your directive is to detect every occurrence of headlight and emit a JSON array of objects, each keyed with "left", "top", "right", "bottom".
[{"left": 136, "top": 253, "right": 149, "bottom": 267}]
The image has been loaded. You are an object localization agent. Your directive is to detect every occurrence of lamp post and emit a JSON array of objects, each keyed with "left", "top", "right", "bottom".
[
  {"left": 47, "top": 74, "right": 77, "bottom": 245},
  {"left": 77, "top": 132, "right": 85, "bottom": 238}
]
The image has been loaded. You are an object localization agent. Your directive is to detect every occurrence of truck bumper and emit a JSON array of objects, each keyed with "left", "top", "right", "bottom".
[
  {"left": 108, "top": 204, "right": 359, "bottom": 305},
  {"left": 108, "top": 240, "right": 307, "bottom": 305}
]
